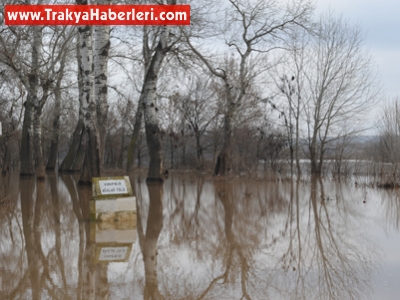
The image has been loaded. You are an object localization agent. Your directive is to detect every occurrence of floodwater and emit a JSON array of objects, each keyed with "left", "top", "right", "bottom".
[{"left": 1, "top": 172, "right": 400, "bottom": 300}]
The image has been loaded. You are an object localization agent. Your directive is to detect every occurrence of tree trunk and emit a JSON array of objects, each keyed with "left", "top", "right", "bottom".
[
  {"left": 144, "top": 80, "right": 164, "bottom": 181},
  {"left": 143, "top": 25, "right": 174, "bottom": 182},
  {"left": 214, "top": 103, "right": 234, "bottom": 176},
  {"left": 1, "top": 138, "right": 9, "bottom": 174},
  {"left": 59, "top": 42, "right": 85, "bottom": 172},
  {"left": 94, "top": 9, "right": 110, "bottom": 162},
  {"left": 20, "top": 24, "right": 43, "bottom": 177},
  {"left": 126, "top": 100, "right": 143, "bottom": 172},
  {"left": 295, "top": 115, "right": 302, "bottom": 176},
  {"left": 137, "top": 133, "right": 143, "bottom": 169},
  {"left": 309, "top": 108, "right": 321, "bottom": 175},
  {"left": 33, "top": 104, "right": 45, "bottom": 179},
  {"left": 46, "top": 86, "right": 61, "bottom": 170},
  {"left": 169, "top": 137, "right": 174, "bottom": 169},
  {"left": 126, "top": 26, "right": 153, "bottom": 173},
  {"left": 77, "top": 11, "right": 102, "bottom": 184},
  {"left": 31, "top": 23, "right": 46, "bottom": 179},
  {"left": 195, "top": 134, "right": 204, "bottom": 169},
  {"left": 59, "top": 117, "right": 84, "bottom": 172},
  {"left": 213, "top": 56, "right": 246, "bottom": 176},
  {"left": 310, "top": 139, "right": 321, "bottom": 175},
  {"left": 47, "top": 46, "right": 67, "bottom": 171},
  {"left": 182, "top": 144, "right": 186, "bottom": 168},
  {"left": 77, "top": 0, "right": 102, "bottom": 184},
  {"left": 118, "top": 126, "right": 126, "bottom": 169},
  {"left": 20, "top": 101, "right": 35, "bottom": 176}
]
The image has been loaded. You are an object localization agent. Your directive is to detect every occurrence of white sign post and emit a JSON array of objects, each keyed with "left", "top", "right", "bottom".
[
  {"left": 90, "top": 176, "right": 136, "bottom": 263},
  {"left": 90, "top": 176, "right": 136, "bottom": 222}
]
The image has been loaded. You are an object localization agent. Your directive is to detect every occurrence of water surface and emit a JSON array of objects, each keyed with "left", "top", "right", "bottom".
[{"left": 1, "top": 173, "right": 399, "bottom": 299}]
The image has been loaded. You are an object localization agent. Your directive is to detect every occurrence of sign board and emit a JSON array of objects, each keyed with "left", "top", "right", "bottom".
[
  {"left": 99, "top": 179, "right": 127, "bottom": 195},
  {"left": 92, "top": 176, "right": 133, "bottom": 199},
  {"left": 99, "top": 246, "right": 129, "bottom": 261},
  {"left": 92, "top": 243, "right": 133, "bottom": 263}
]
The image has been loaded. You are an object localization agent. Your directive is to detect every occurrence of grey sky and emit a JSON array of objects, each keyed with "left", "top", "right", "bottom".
[{"left": 317, "top": 0, "right": 400, "bottom": 98}]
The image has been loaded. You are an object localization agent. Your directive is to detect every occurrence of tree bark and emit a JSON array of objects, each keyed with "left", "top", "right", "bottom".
[
  {"left": 142, "top": 23, "right": 174, "bottom": 182},
  {"left": 214, "top": 81, "right": 237, "bottom": 176},
  {"left": 20, "top": 101, "right": 35, "bottom": 176},
  {"left": 20, "top": 24, "right": 43, "bottom": 177},
  {"left": 118, "top": 127, "right": 126, "bottom": 169},
  {"left": 77, "top": 4, "right": 102, "bottom": 184},
  {"left": 126, "top": 100, "right": 143, "bottom": 172},
  {"left": 59, "top": 42, "right": 86, "bottom": 172},
  {"left": 47, "top": 45, "right": 68, "bottom": 171},
  {"left": 94, "top": 4, "right": 110, "bottom": 162},
  {"left": 46, "top": 84, "right": 62, "bottom": 170},
  {"left": 33, "top": 103, "right": 45, "bottom": 179},
  {"left": 126, "top": 27, "right": 152, "bottom": 172}
]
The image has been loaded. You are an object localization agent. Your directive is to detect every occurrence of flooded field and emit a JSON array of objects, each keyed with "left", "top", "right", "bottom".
[{"left": 1, "top": 172, "right": 400, "bottom": 299}]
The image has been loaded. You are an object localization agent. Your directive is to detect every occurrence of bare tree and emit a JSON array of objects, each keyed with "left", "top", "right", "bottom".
[
  {"left": 0, "top": 67, "right": 25, "bottom": 173},
  {"left": 185, "top": 0, "right": 314, "bottom": 176},
  {"left": 173, "top": 75, "right": 219, "bottom": 169},
  {"left": 368, "top": 99, "right": 400, "bottom": 183},
  {"left": 130, "top": 0, "right": 181, "bottom": 181},
  {"left": 273, "top": 27, "right": 310, "bottom": 176},
  {"left": 0, "top": 13, "right": 44, "bottom": 177},
  {"left": 46, "top": 28, "right": 75, "bottom": 171},
  {"left": 0, "top": 1, "right": 75, "bottom": 178},
  {"left": 301, "top": 13, "right": 379, "bottom": 175},
  {"left": 125, "top": 22, "right": 174, "bottom": 176}
]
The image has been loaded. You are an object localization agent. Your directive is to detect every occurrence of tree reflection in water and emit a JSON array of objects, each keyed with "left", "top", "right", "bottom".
[
  {"left": 137, "top": 182, "right": 164, "bottom": 300},
  {"left": 275, "top": 176, "right": 379, "bottom": 299},
  {"left": 0, "top": 173, "right": 392, "bottom": 299}
]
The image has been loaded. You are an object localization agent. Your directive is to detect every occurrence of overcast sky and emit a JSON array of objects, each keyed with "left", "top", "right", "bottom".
[{"left": 317, "top": 0, "right": 400, "bottom": 99}]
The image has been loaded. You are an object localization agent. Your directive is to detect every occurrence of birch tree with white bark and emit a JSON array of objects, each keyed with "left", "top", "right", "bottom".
[
  {"left": 139, "top": 0, "right": 181, "bottom": 182},
  {"left": 94, "top": 0, "right": 111, "bottom": 162},
  {"left": 125, "top": 26, "right": 153, "bottom": 173},
  {"left": 77, "top": 0, "right": 102, "bottom": 184}
]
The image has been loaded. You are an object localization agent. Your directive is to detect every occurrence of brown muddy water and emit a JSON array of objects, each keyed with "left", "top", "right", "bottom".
[{"left": 1, "top": 172, "right": 400, "bottom": 300}]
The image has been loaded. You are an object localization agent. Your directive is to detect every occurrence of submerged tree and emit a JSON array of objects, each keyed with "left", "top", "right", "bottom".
[
  {"left": 302, "top": 14, "right": 379, "bottom": 175},
  {"left": 135, "top": 0, "right": 180, "bottom": 182},
  {"left": 77, "top": 0, "right": 102, "bottom": 184},
  {"left": 186, "top": 0, "right": 314, "bottom": 176},
  {"left": 369, "top": 99, "right": 400, "bottom": 181},
  {"left": 167, "top": 74, "right": 219, "bottom": 169},
  {"left": 94, "top": 0, "right": 111, "bottom": 162},
  {"left": 0, "top": 3, "right": 75, "bottom": 178}
]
